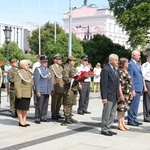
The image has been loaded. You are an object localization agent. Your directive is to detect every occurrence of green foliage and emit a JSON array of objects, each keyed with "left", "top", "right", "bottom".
[
  {"left": 28, "top": 21, "right": 84, "bottom": 66},
  {"left": 0, "top": 42, "right": 24, "bottom": 62},
  {"left": 81, "top": 34, "right": 130, "bottom": 66},
  {"left": 108, "top": 0, "right": 150, "bottom": 48},
  {"left": 28, "top": 22, "right": 65, "bottom": 54},
  {"left": 43, "top": 34, "right": 84, "bottom": 66}
]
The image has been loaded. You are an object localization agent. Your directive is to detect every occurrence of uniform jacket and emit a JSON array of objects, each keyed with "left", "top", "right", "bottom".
[
  {"left": 62, "top": 63, "right": 78, "bottom": 91},
  {"left": 50, "top": 63, "right": 64, "bottom": 93},
  {"left": 34, "top": 65, "right": 53, "bottom": 95},
  {"left": 100, "top": 64, "right": 120, "bottom": 101},
  {"left": 0, "top": 67, "right": 3, "bottom": 85},
  {"left": 8, "top": 67, "right": 18, "bottom": 90},
  {"left": 14, "top": 69, "right": 33, "bottom": 98},
  {"left": 128, "top": 59, "right": 143, "bottom": 92}
]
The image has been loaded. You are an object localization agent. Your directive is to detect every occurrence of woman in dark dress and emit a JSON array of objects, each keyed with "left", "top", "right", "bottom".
[
  {"left": 14, "top": 60, "right": 33, "bottom": 127},
  {"left": 117, "top": 58, "right": 133, "bottom": 130}
]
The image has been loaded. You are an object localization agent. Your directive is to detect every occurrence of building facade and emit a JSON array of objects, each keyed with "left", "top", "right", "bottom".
[
  {"left": 63, "top": 5, "right": 129, "bottom": 49},
  {"left": 0, "top": 22, "right": 37, "bottom": 51}
]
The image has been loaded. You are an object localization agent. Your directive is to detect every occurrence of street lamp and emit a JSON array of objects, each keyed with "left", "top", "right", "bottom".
[{"left": 3, "top": 26, "right": 12, "bottom": 60}]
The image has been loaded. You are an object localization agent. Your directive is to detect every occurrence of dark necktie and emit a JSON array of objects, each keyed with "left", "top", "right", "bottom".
[{"left": 113, "top": 67, "right": 117, "bottom": 75}]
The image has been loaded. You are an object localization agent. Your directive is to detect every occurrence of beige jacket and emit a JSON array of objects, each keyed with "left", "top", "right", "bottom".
[{"left": 14, "top": 69, "right": 33, "bottom": 98}]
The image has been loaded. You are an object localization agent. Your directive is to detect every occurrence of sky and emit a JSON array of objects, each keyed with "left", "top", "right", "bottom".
[{"left": 0, "top": 0, "right": 109, "bottom": 27}]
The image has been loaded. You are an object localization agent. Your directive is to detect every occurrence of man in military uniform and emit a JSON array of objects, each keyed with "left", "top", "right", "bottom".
[
  {"left": 34, "top": 56, "right": 53, "bottom": 124},
  {"left": 62, "top": 56, "right": 78, "bottom": 124},
  {"left": 7, "top": 59, "right": 18, "bottom": 117},
  {"left": 50, "top": 54, "right": 64, "bottom": 120}
]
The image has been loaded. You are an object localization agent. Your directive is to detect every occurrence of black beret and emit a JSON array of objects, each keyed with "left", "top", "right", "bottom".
[{"left": 81, "top": 55, "right": 88, "bottom": 61}]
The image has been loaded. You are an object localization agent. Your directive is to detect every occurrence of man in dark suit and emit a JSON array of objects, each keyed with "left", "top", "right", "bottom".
[
  {"left": 100, "top": 54, "right": 119, "bottom": 136},
  {"left": 127, "top": 50, "right": 143, "bottom": 126}
]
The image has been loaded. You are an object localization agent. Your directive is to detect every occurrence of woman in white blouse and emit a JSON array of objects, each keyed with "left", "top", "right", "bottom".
[{"left": 93, "top": 63, "right": 101, "bottom": 92}]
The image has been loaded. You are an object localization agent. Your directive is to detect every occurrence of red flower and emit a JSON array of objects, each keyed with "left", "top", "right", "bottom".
[{"left": 74, "top": 70, "right": 93, "bottom": 82}]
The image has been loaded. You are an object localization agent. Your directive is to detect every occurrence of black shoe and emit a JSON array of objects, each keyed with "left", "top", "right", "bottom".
[
  {"left": 41, "top": 119, "right": 50, "bottom": 122},
  {"left": 134, "top": 121, "right": 143, "bottom": 125},
  {"left": 144, "top": 120, "right": 150, "bottom": 123},
  {"left": 83, "top": 110, "right": 91, "bottom": 114},
  {"left": 78, "top": 111, "right": 84, "bottom": 115},
  {"left": 51, "top": 116, "right": 58, "bottom": 120},
  {"left": 25, "top": 124, "right": 30, "bottom": 126},
  {"left": 34, "top": 120, "right": 41, "bottom": 124},
  {"left": 109, "top": 130, "right": 117, "bottom": 135},
  {"left": 127, "top": 122, "right": 139, "bottom": 126},
  {"left": 101, "top": 131, "right": 113, "bottom": 136},
  {"left": 11, "top": 114, "right": 17, "bottom": 118},
  {"left": 19, "top": 122, "right": 27, "bottom": 127},
  {"left": 57, "top": 115, "right": 64, "bottom": 119}
]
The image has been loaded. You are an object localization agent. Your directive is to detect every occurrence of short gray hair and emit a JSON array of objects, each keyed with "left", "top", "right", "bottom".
[
  {"left": 19, "top": 59, "right": 28, "bottom": 67},
  {"left": 109, "top": 54, "right": 118, "bottom": 62},
  {"left": 131, "top": 50, "right": 140, "bottom": 57}
]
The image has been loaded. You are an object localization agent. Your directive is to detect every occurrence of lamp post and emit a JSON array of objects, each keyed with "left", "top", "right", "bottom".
[{"left": 3, "top": 26, "right": 12, "bottom": 60}]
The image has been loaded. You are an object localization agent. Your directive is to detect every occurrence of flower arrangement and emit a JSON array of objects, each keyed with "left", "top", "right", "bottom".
[{"left": 74, "top": 70, "right": 94, "bottom": 82}]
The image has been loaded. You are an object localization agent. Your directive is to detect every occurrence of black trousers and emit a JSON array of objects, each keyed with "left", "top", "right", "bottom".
[
  {"left": 143, "top": 81, "right": 150, "bottom": 121},
  {"left": 78, "top": 82, "right": 90, "bottom": 113}
]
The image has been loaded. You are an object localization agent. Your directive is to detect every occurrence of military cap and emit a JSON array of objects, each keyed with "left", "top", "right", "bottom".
[
  {"left": 10, "top": 59, "right": 18, "bottom": 64},
  {"left": 40, "top": 55, "right": 48, "bottom": 62},
  {"left": 53, "top": 54, "right": 62, "bottom": 60},
  {"left": 81, "top": 55, "right": 88, "bottom": 61},
  {"left": 68, "top": 56, "right": 76, "bottom": 61}
]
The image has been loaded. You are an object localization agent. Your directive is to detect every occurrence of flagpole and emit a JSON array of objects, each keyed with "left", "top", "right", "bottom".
[
  {"left": 38, "top": 0, "right": 41, "bottom": 55},
  {"left": 68, "top": 0, "right": 72, "bottom": 56},
  {"left": 54, "top": 0, "right": 57, "bottom": 43},
  {"left": 22, "top": 0, "right": 24, "bottom": 51}
]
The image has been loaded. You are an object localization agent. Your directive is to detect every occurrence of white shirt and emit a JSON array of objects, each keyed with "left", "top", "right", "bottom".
[
  {"left": 76, "top": 64, "right": 91, "bottom": 82},
  {"left": 141, "top": 62, "right": 150, "bottom": 81},
  {"left": 32, "top": 61, "right": 41, "bottom": 73}
]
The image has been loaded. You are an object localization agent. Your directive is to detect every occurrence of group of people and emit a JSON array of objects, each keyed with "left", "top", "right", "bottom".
[
  {"left": 100, "top": 50, "right": 150, "bottom": 136},
  {"left": 5, "top": 54, "right": 93, "bottom": 127},
  {"left": 2, "top": 50, "right": 150, "bottom": 134}
]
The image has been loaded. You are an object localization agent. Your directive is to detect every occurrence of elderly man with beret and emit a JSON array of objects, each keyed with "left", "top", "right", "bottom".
[
  {"left": 34, "top": 55, "right": 53, "bottom": 124},
  {"left": 50, "top": 54, "right": 64, "bottom": 120}
]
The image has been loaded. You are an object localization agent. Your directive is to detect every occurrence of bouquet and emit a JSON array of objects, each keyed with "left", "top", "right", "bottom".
[{"left": 74, "top": 70, "right": 94, "bottom": 82}]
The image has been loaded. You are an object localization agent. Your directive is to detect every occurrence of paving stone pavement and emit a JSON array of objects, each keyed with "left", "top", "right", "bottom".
[{"left": 0, "top": 90, "right": 150, "bottom": 150}]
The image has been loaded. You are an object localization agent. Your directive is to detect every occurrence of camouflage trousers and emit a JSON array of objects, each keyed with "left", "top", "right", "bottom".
[
  {"left": 9, "top": 90, "right": 16, "bottom": 114},
  {"left": 63, "top": 89, "right": 77, "bottom": 118}
]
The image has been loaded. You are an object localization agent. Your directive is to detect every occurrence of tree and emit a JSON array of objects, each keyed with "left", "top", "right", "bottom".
[
  {"left": 81, "top": 34, "right": 130, "bottom": 66},
  {"left": 43, "top": 34, "right": 84, "bottom": 66},
  {"left": 108, "top": 0, "right": 150, "bottom": 48},
  {"left": 0, "top": 42, "right": 24, "bottom": 62},
  {"left": 28, "top": 22, "right": 65, "bottom": 54}
]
